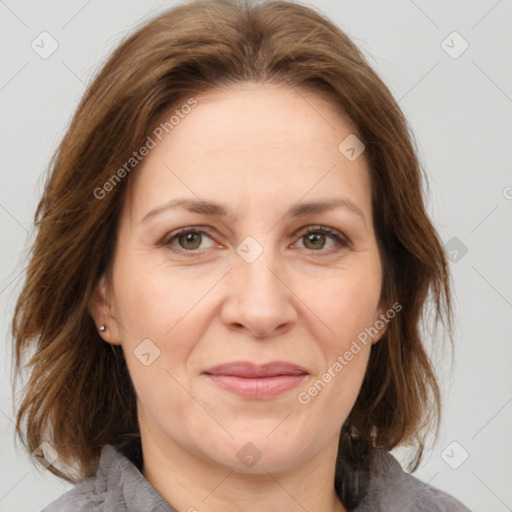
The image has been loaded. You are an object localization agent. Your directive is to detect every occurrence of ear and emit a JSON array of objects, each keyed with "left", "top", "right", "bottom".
[
  {"left": 88, "top": 273, "right": 122, "bottom": 346},
  {"left": 370, "top": 303, "right": 390, "bottom": 346}
]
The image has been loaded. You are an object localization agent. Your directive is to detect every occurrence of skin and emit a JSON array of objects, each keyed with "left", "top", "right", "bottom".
[{"left": 89, "top": 82, "right": 388, "bottom": 512}]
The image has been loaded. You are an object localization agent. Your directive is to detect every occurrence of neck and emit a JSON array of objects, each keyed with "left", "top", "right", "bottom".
[{"left": 139, "top": 428, "right": 347, "bottom": 512}]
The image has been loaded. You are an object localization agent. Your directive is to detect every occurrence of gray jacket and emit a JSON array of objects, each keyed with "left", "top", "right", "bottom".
[{"left": 41, "top": 444, "right": 472, "bottom": 511}]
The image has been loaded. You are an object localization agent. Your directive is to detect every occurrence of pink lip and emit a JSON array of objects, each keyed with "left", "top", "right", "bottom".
[{"left": 203, "top": 361, "right": 309, "bottom": 399}]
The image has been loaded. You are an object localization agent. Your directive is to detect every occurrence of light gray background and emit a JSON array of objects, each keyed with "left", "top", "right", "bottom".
[{"left": 1, "top": 1, "right": 511, "bottom": 511}]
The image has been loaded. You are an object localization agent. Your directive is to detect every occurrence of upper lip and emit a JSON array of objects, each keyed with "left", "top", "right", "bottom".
[{"left": 203, "top": 361, "right": 309, "bottom": 378}]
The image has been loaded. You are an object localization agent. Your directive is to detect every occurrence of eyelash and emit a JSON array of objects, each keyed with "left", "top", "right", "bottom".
[{"left": 161, "top": 225, "right": 350, "bottom": 258}]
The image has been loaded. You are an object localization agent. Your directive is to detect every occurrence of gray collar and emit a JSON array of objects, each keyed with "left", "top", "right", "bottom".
[{"left": 58, "top": 443, "right": 470, "bottom": 512}]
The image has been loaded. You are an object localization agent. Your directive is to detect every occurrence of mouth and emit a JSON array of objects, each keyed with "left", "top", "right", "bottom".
[{"left": 202, "top": 361, "right": 309, "bottom": 399}]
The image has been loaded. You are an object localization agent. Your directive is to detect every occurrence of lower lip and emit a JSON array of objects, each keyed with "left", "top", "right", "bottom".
[{"left": 205, "top": 374, "right": 308, "bottom": 399}]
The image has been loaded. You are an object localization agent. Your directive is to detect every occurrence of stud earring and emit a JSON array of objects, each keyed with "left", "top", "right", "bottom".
[{"left": 99, "top": 325, "right": 107, "bottom": 332}]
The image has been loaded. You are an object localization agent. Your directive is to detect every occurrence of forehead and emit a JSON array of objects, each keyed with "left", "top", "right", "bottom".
[
  {"left": 156, "top": 82, "right": 357, "bottom": 152},
  {"left": 126, "top": 83, "right": 372, "bottom": 221}
]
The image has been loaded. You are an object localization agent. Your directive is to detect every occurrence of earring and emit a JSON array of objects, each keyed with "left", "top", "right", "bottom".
[{"left": 99, "top": 325, "right": 107, "bottom": 332}]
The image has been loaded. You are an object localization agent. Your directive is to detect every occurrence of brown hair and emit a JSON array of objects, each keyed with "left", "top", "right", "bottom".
[{"left": 11, "top": 0, "right": 452, "bottom": 508}]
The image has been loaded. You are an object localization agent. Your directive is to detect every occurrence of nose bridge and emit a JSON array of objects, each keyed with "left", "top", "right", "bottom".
[
  {"left": 240, "top": 243, "right": 282, "bottom": 300},
  {"left": 237, "top": 232, "right": 286, "bottom": 303},
  {"left": 221, "top": 232, "right": 296, "bottom": 337}
]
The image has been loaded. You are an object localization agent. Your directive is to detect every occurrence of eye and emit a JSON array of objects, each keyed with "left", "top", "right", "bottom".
[
  {"left": 162, "top": 227, "right": 216, "bottom": 256},
  {"left": 161, "top": 225, "right": 350, "bottom": 258},
  {"left": 294, "top": 226, "right": 349, "bottom": 255}
]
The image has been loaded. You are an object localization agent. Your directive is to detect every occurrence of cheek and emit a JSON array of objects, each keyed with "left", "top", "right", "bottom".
[
  {"left": 303, "top": 258, "right": 381, "bottom": 407},
  {"left": 112, "top": 251, "right": 215, "bottom": 341},
  {"left": 317, "top": 264, "right": 382, "bottom": 344},
  {"left": 301, "top": 276, "right": 377, "bottom": 417},
  {"left": 113, "top": 256, "right": 210, "bottom": 420},
  {"left": 111, "top": 253, "right": 220, "bottom": 407}
]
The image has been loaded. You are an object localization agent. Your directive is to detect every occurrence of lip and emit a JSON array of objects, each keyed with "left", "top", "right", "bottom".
[
  {"left": 204, "top": 361, "right": 309, "bottom": 377},
  {"left": 202, "top": 361, "right": 309, "bottom": 399}
]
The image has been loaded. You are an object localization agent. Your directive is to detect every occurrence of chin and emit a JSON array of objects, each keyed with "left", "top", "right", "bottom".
[{"left": 203, "top": 431, "right": 310, "bottom": 475}]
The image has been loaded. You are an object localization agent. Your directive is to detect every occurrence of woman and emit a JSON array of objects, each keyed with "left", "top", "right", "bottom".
[{"left": 12, "top": 0, "right": 471, "bottom": 510}]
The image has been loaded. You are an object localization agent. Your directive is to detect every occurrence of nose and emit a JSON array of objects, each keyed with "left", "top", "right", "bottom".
[{"left": 220, "top": 246, "right": 297, "bottom": 339}]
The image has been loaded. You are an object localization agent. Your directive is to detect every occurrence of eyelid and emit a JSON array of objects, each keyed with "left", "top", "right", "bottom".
[
  {"left": 161, "top": 224, "right": 350, "bottom": 256},
  {"left": 292, "top": 225, "right": 350, "bottom": 252},
  {"left": 160, "top": 226, "right": 218, "bottom": 255}
]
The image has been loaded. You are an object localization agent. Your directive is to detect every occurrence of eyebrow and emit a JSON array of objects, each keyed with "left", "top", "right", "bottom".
[{"left": 140, "top": 197, "right": 367, "bottom": 225}]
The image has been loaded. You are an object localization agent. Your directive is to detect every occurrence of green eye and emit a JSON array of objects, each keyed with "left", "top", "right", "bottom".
[
  {"left": 177, "top": 231, "right": 203, "bottom": 250},
  {"left": 303, "top": 232, "right": 327, "bottom": 250},
  {"left": 163, "top": 228, "right": 215, "bottom": 256},
  {"left": 162, "top": 225, "right": 349, "bottom": 258},
  {"left": 298, "top": 226, "right": 349, "bottom": 253}
]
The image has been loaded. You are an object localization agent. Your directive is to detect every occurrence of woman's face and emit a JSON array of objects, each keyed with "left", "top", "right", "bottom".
[{"left": 91, "top": 82, "right": 387, "bottom": 474}]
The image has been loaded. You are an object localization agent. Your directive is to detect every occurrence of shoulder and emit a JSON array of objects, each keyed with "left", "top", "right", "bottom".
[
  {"left": 41, "top": 486, "right": 102, "bottom": 512},
  {"left": 41, "top": 445, "right": 175, "bottom": 512},
  {"left": 40, "top": 445, "right": 122, "bottom": 512},
  {"left": 354, "top": 448, "right": 472, "bottom": 512}
]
